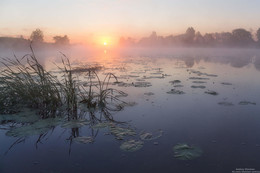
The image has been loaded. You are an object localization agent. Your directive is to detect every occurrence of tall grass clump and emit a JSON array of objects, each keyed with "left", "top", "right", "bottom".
[
  {"left": 0, "top": 46, "right": 130, "bottom": 121},
  {"left": 0, "top": 47, "right": 62, "bottom": 118}
]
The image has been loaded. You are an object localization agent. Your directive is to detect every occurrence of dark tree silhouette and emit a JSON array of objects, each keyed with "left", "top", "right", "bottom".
[
  {"left": 194, "top": 32, "right": 204, "bottom": 46},
  {"left": 256, "top": 28, "right": 260, "bottom": 43},
  {"left": 231, "top": 28, "right": 254, "bottom": 46},
  {"left": 53, "top": 35, "right": 70, "bottom": 45},
  {"left": 184, "top": 27, "right": 195, "bottom": 44},
  {"left": 30, "top": 29, "right": 44, "bottom": 43},
  {"left": 204, "top": 33, "right": 215, "bottom": 46}
]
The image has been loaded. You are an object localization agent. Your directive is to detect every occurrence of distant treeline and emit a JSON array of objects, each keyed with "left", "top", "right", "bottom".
[
  {"left": 0, "top": 29, "right": 70, "bottom": 50},
  {"left": 119, "top": 27, "right": 260, "bottom": 48}
]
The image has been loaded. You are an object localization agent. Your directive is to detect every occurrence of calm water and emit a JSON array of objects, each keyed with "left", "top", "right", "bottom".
[{"left": 1, "top": 48, "right": 260, "bottom": 173}]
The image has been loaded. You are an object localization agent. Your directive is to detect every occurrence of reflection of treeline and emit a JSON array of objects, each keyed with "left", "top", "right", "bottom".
[
  {"left": 0, "top": 28, "right": 70, "bottom": 50},
  {"left": 120, "top": 27, "right": 260, "bottom": 48}
]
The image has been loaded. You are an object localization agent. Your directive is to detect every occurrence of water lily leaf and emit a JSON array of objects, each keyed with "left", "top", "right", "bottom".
[
  {"left": 134, "top": 82, "right": 152, "bottom": 87},
  {"left": 73, "top": 136, "right": 94, "bottom": 144},
  {"left": 173, "top": 143, "right": 203, "bottom": 160},
  {"left": 0, "top": 110, "right": 40, "bottom": 124},
  {"left": 189, "top": 77, "right": 209, "bottom": 80},
  {"left": 166, "top": 89, "right": 185, "bottom": 95},
  {"left": 144, "top": 92, "right": 155, "bottom": 96},
  {"left": 205, "top": 90, "right": 218, "bottom": 95},
  {"left": 120, "top": 140, "right": 144, "bottom": 152},
  {"left": 169, "top": 80, "right": 181, "bottom": 85},
  {"left": 218, "top": 102, "right": 234, "bottom": 106},
  {"left": 110, "top": 126, "right": 136, "bottom": 140},
  {"left": 6, "top": 118, "right": 62, "bottom": 137},
  {"left": 221, "top": 82, "right": 232, "bottom": 85},
  {"left": 61, "top": 119, "right": 90, "bottom": 129},
  {"left": 92, "top": 122, "right": 114, "bottom": 129},
  {"left": 139, "top": 129, "right": 163, "bottom": 141},
  {"left": 191, "top": 85, "right": 206, "bottom": 89},
  {"left": 239, "top": 101, "right": 256, "bottom": 105}
]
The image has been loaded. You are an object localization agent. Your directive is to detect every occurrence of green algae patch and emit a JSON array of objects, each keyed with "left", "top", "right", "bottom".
[
  {"left": 73, "top": 136, "right": 94, "bottom": 144},
  {"left": 120, "top": 140, "right": 144, "bottom": 152},
  {"left": 173, "top": 143, "right": 203, "bottom": 160}
]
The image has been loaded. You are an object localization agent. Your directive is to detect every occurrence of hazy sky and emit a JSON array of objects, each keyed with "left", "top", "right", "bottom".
[{"left": 0, "top": 0, "right": 259, "bottom": 44}]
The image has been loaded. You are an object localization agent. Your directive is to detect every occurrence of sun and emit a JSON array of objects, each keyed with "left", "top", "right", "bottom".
[{"left": 103, "top": 42, "right": 107, "bottom": 46}]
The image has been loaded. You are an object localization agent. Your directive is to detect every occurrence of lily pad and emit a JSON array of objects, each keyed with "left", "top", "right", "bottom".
[
  {"left": 92, "top": 122, "right": 114, "bottom": 129},
  {"left": 0, "top": 110, "right": 40, "bottom": 124},
  {"left": 173, "top": 143, "right": 203, "bottom": 160},
  {"left": 191, "top": 85, "right": 206, "bottom": 89},
  {"left": 205, "top": 90, "right": 218, "bottom": 95},
  {"left": 192, "top": 81, "right": 206, "bottom": 84},
  {"left": 61, "top": 119, "right": 90, "bottom": 129},
  {"left": 6, "top": 118, "right": 62, "bottom": 137},
  {"left": 73, "top": 136, "right": 94, "bottom": 144},
  {"left": 166, "top": 89, "right": 185, "bottom": 95},
  {"left": 120, "top": 140, "right": 144, "bottom": 152},
  {"left": 110, "top": 126, "right": 136, "bottom": 140},
  {"left": 239, "top": 101, "right": 256, "bottom": 105},
  {"left": 134, "top": 82, "right": 152, "bottom": 87},
  {"left": 221, "top": 82, "right": 232, "bottom": 85},
  {"left": 144, "top": 92, "right": 155, "bottom": 96},
  {"left": 173, "top": 85, "right": 184, "bottom": 88},
  {"left": 169, "top": 80, "right": 181, "bottom": 85},
  {"left": 189, "top": 77, "right": 209, "bottom": 80},
  {"left": 139, "top": 129, "right": 163, "bottom": 141},
  {"left": 218, "top": 102, "right": 234, "bottom": 106}
]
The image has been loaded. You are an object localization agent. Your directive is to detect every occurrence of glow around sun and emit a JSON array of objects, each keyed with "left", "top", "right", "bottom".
[{"left": 104, "top": 42, "right": 107, "bottom": 46}]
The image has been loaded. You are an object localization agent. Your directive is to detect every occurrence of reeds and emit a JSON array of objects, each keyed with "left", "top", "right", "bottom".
[
  {"left": 0, "top": 46, "right": 62, "bottom": 117},
  {"left": 0, "top": 46, "right": 128, "bottom": 120}
]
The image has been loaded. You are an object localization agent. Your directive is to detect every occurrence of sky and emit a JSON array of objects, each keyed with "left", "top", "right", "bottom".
[{"left": 0, "top": 0, "right": 260, "bottom": 45}]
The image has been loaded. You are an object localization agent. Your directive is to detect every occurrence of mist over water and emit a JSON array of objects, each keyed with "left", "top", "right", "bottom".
[{"left": 1, "top": 45, "right": 260, "bottom": 173}]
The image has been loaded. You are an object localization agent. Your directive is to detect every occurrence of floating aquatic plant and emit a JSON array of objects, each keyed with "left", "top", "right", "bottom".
[
  {"left": 169, "top": 80, "right": 181, "bottom": 85},
  {"left": 205, "top": 90, "right": 218, "bottom": 95},
  {"left": 221, "top": 82, "right": 232, "bottom": 85},
  {"left": 144, "top": 92, "right": 155, "bottom": 96},
  {"left": 120, "top": 140, "right": 143, "bottom": 152},
  {"left": 134, "top": 82, "right": 152, "bottom": 87},
  {"left": 139, "top": 129, "right": 163, "bottom": 141},
  {"left": 110, "top": 126, "right": 136, "bottom": 140},
  {"left": 61, "top": 119, "right": 90, "bottom": 129},
  {"left": 218, "top": 102, "right": 234, "bottom": 106},
  {"left": 6, "top": 118, "right": 62, "bottom": 137},
  {"left": 173, "top": 143, "right": 203, "bottom": 160},
  {"left": 238, "top": 101, "right": 256, "bottom": 105},
  {"left": 166, "top": 89, "right": 185, "bottom": 95},
  {"left": 73, "top": 136, "right": 94, "bottom": 144},
  {"left": 189, "top": 77, "right": 209, "bottom": 80},
  {"left": 191, "top": 85, "right": 206, "bottom": 89}
]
